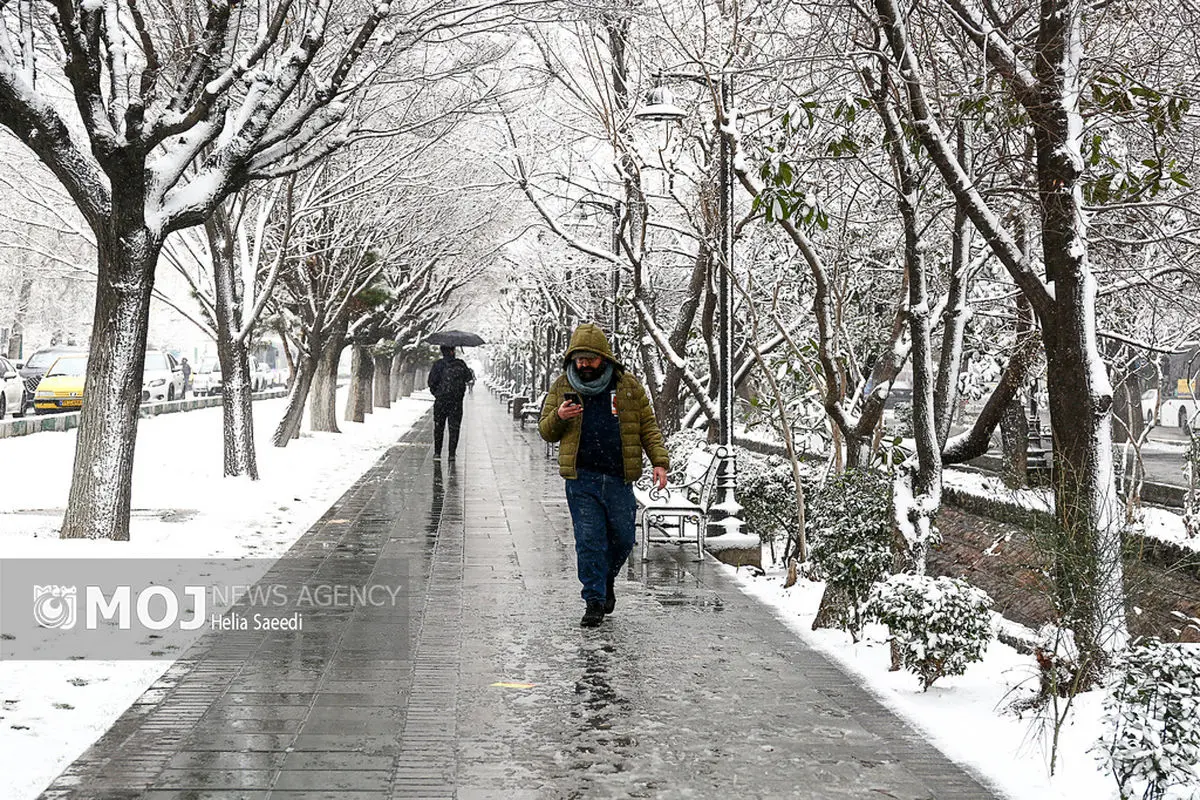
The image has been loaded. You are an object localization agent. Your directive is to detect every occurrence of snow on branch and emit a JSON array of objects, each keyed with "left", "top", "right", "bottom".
[
  {"left": 1, "top": 0, "right": 518, "bottom": 248},
  {"left": 874, "top": 0, "right": 1054, "bottom": 317}
]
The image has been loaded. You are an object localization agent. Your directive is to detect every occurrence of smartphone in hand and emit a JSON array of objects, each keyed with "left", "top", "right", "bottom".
[{"left": 564, "top": 392, "right": 581, "bottom": 406}]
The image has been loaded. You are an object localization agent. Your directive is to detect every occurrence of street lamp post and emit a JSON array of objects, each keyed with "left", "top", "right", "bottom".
[
  {"left": 545, "top": 325, "right": 553, "bottom": 394},
  {"left": 611, "top": 199, "right": 622, "bottom": 357},
  {"left": 636, "top": 73, "right": 743, "bottom": 538}
]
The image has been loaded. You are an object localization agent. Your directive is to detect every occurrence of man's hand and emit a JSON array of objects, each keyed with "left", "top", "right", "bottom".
[
  {"left": 653, "top": 466, "right": 668, "bottom": 490},
  {"left": 557, "top": 399, "right": 584, "bottom": 421}
]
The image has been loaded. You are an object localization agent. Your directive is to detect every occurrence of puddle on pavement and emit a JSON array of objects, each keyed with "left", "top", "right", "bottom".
[{"left": 648, "top": 589, "right": 724, "bottom": 611}]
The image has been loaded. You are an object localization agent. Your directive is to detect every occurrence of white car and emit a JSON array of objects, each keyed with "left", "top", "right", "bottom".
[
  {"left": 191, "top": 357, "right": 222, "bottom": 397},
  {"left": 0, "top": 356, "right": 27, "bottom": 419},
  {"left": 250, "top": 357, "right": 271, "bottom": 392},
  {"left": 141, "top": 350, "right": 185, "bottom": 403}
]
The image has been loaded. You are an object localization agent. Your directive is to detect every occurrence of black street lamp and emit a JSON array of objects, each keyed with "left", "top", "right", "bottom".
[
  {"left": 636, "top": 72, "right": 743, "bottom": 538},
  {"left": 611, "top": 199, "right": 622, "bottom": 357},
  {"left": 574, "top": 196, "right": 625, "bottom": 355}
]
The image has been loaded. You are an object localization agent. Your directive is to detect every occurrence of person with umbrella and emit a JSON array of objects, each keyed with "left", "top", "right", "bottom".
[{"left": 426, "top": 331, "right": 482, "bottom": 460}]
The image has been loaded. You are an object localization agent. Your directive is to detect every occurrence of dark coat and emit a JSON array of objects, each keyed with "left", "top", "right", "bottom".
[{"left": 428, "top": 356, "right": 473, "bottom": 402}]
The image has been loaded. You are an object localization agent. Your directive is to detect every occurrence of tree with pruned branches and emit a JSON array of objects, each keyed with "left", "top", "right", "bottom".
[{"left": 0, "top": 0, "right": 521, "bottom": 539}]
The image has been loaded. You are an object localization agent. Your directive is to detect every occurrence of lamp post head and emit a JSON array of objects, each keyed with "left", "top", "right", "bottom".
[{"left": 634, "top": 85, "right": 688, "bottom": 123}]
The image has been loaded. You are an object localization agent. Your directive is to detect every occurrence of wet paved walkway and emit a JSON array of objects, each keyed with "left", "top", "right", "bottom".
[{"left": 40, "top": 393, "right": 996, "bottom": 799}]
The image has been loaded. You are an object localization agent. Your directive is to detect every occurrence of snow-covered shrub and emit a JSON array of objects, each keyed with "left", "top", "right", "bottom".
[
  {"left": 738, "top": 453, "right": 815, "bottom": 555},
  {"left": 807, "top": 468, "right": 893, "bottom": 636},
  {"left": 665, "top": 427, "right": 708, "bottom": 474},
  {"left": 1095, "top": 639, "right": 1200, "bottom": 800},
  {"left": 867, "top": 574, "right": 994, "bottom": 690}
]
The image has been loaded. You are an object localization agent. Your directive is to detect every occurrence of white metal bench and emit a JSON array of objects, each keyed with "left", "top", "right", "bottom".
[
  {"left": 519, "top": 393, "right": 547, "bottom": 429},
  {"left": 633, "top": 445, "right": 725, "bottom": 561}
]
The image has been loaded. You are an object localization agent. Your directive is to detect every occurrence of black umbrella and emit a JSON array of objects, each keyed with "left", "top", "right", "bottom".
[{"left": 425, "top": 330, "right": 486, "bottom": 347}]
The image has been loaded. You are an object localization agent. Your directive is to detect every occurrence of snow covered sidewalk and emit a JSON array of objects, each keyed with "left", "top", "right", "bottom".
[
  {"left": 0, "top": 388, "right": 432, "bottom": 800},
  {"left": 16, "top": 393, "right": 994, "bottom": 799}
]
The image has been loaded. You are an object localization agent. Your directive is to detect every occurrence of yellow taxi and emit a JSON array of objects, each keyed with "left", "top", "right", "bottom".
[{"left": 33, "top": 354, "right": 87, "bottom": 414}]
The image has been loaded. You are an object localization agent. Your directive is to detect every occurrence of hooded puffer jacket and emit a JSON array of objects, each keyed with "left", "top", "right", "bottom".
[{"left": 538, "top": 323, "right": 669, "bottom": 482}]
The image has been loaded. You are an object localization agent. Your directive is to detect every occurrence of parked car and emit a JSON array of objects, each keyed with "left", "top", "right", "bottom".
[
  {"left": 33, "top": 354, "right": 87, "bottom": 414},
  {"left": 0, "top": 356, "right": 27, "bottom": 419},
  {"left": 191, "top": 357, "right": 222, "bottom": 397},
  {"left": 16, "top": 346, "right": 86, "bottom": 414},
  {"left": 141, "top": 350, "right": 184, "bottom": 403},
  {"left": 250, "top": 357, "right": 271, "bottom": 392}
]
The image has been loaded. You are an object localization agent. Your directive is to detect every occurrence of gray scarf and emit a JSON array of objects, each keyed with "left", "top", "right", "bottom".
[{"left": 567, "top": 361, "right": 615, "bottom": 396}]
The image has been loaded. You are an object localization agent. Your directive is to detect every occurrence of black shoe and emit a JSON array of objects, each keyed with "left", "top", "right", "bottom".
[
  {"left": 604, "top": 578, "right": 616, "bottom": 614},
  {"left": 433, "top": 452, "right": 442, "bottom": 459},
  {"left": 580, "top": 601, "right": 606, "bottom": 628}
]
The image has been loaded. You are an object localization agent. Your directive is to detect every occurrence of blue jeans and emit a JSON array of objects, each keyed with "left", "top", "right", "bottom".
[{"left": 564, "top": 469, "right": 637, "bottom": 603}]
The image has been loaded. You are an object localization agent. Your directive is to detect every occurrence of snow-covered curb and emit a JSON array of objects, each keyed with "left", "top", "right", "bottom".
[
  {"left": 722, "top": 559, "right": 1122, "bottom": 800},
  {"left": 702, "top": 532, "right": 760, "bottom": 552},
  {"left": 944, "top": 468, "right": 1200, "bottom": 557},
  {"left": 0, "top": 388, "right": 432, "bottom": 800}
]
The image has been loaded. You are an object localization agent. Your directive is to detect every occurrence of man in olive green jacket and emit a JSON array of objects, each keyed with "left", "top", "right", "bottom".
[{"left": 539, "top": 323, "right": 669, "bottom": 627}]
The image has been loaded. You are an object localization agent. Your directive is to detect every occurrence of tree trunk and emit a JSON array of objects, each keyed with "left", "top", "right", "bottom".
[
  {"left": 391, "top": 353, "right": 404, "bottom": 401},
  {"left": 399, "top": 358, "right": 417, "bottom": 397},
  {"left": 62, "top": 221, "right": 160, "bottom": 540},
  {"left": 812, "top": 586, "right": 855, "bottom": 634},
  {"left": 999, "top": 397, "right": 1029, "bottom": 488},
  {"left": 883, "top": 75, "right": 941, "bottom": 574},
  {"left": 310, "top": 326, "right": 345, "bottom": 432},
  {"left": 273, "top": 352, "right": 318, "bottom": 446},
  {"left": 1043, "top": 320, "right": 1128, "bottom": 675},
  {"left": 844, "top": 432, "right": 871, "bottom": 470},
  {"left": 7, "top": 276, "right": 32, "bottom": 359},
  {"left": 346, "top": 345, "right": 372, "bottom": 423},
  {"left": 218, "top": 342, "right": 258, "bottom": 478},
  {"left": 207, "top": 210, "right": 258, "bottom": 479},
  {"left": 372, "top": 353, "right": 391, "bottom": 409},
  {"left": 1112, "top": 370, "right": 1144, "bottom": 445},
  {"left": 281, "top": 333, "right": 298, "bottom": 390},
  {"left": 653, "top": 244, "right": 712, "bottom": 437},
  {"left": 1035, "top": 0, "right": 1128, "bottom": 674},
  {"left": 935, "top": 145, "right": 972, "bottom": 447},
  {"left": 654, "top": 375, "right": 683, "bottom": 438}
]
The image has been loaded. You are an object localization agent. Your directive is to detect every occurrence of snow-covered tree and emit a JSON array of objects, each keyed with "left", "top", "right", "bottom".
[
  {"left": 158, "top": 179, "right": 293, "bottom": 478},
  {"left": 0, "top": 0, "right": 518, "bottom": 539},
  {"left": 871, "top": 0, "right": 1138, "bottom": 678}
]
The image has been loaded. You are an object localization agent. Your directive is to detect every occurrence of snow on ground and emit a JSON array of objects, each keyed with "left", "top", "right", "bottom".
[
  {"left": 0, "top": 388, "right": 432, "bottom": 800},
  {"left": 942, "top": 467, "right": 1054, "bottom": 513},
  {"left": 725, "top": 559, "right": 1122, "bottom": 800},
  {"left": 1142, "top": 505, "right": 1200, "bottom": 555},
  {"left": 943, "top": 467, "right": 1200, "bottom": 556}
]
